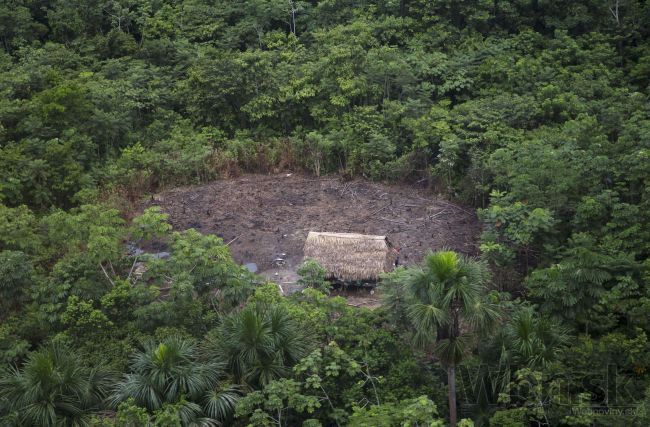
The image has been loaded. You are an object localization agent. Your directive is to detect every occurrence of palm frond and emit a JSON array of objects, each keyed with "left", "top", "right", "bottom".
[
  {"left": 203, "top": 383, "right": 241, "bottom": 423},
  {"left": 435, "top": 335, "right": 471, "bottom": 366},
  {"left": 112, "top": 335, "right": 219, "bottom": 413},
  {"left": 217, "top": 303, "right": 312, "bottom": 387},
  {"left": 425, "top": 250, "right": 460, "bottom": 283},
  {"left": 0, "top": 342, "right": 113, "bottom": 426},
  {"left": 406, "top": 303, "right": 447, "bottom": 343}
]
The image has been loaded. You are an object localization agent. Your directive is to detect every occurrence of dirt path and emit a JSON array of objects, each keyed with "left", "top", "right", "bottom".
[{"left": 144, "top": 174, "right": 480, "bottom": 289}]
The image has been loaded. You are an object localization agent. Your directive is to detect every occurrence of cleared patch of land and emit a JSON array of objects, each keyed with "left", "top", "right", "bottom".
[{"left": 144, "top": 174, "right": 480, "bottom": 293}]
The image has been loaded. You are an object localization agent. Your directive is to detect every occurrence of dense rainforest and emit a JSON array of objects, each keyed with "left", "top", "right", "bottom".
[{"left": 1, "top": 0, "right": 650, "bottom": 426}]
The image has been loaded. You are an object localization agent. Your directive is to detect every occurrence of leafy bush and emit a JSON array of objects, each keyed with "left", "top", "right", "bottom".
[{"left": 297, "top": 259, "right": 331, "bottom": 294}]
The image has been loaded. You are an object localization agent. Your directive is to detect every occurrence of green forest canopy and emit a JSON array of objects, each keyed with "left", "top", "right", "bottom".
[{"left": 0, "top": 0, "right": 649, "bottom": 425}]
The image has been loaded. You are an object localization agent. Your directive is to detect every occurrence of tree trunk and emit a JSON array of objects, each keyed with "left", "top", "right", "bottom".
[
  {"left": 448, "top": 364, "right": 457, "bottom": 427},
  {"left": 399, "top": 0, "right": 408, "bottom": 17}
]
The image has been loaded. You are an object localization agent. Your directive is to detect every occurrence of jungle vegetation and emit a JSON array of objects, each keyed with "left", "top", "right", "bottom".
[{"left": 1, "top": 0, "right": 649, "bottom": 426}]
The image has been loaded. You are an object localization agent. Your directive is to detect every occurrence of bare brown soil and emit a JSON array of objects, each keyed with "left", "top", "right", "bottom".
[{"left": 144, "top": 174, "right": 480, "bottom": 300}]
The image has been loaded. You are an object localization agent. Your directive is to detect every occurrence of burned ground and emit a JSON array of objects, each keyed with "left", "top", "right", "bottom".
[{"left": 143, "top": 174, "right": 480, "bottom": 293}]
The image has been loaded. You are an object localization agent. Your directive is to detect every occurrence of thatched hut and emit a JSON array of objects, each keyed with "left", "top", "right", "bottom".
[{"left": 303, "top": 232, "right": 396, "bottom": 283}]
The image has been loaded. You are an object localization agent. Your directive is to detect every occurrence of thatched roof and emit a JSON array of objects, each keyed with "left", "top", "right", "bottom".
[{"left": 303, "top": 232, "right": 395, "bottom": 282}]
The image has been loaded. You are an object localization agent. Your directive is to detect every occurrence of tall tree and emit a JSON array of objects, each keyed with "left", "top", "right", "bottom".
[{"left": 383, "top": 250, "right": 500, "bottom": 426}]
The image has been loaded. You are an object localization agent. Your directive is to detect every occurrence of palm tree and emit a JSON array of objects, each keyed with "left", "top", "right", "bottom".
[
  {"left": 494, "top": 305, "right": 570, "bottom": 369},
  {"left": 214, "top": 303, "right": 311, "bottom": 387},
  {"left": 0, "top": 342, "right": 112, "bottom": 426},
  {"left": 461, "top": 305, "right": 570, "bottom": 424},
  {"left": 112, "top": 336, "right": 240, "bottom": 425},
  {"left": 382, "top": 250, "right": 500, "bottom": 427}
]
